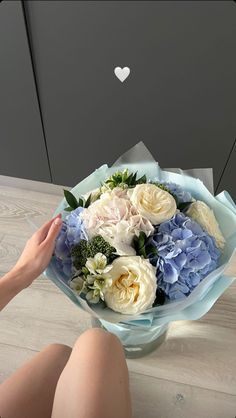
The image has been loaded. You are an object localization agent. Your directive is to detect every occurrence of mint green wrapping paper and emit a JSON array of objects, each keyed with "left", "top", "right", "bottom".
[{"left": 44, "top": 143, "right": 236, "bottom": 346}]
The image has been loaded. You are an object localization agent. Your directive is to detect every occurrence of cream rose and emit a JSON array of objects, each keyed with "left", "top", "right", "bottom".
[
  {"left": 128, "top": 183, "right": 177, "bottom": 225},
  {"left": 186, "top": 200, "right": 225, "bottom": 250},
  {"left": 103, "top": 256, "right": 157, "bottom": 315},
  {"left": 81, "top": 192, "right": 154, "bottom": 255}
]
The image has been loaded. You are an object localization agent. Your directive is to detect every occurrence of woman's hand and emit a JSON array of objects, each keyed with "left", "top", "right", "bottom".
[{"left": 12, "top": 213, "right": 63, "bottom": 288}]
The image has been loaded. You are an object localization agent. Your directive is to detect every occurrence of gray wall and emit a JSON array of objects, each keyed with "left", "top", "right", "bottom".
[
  {"left": 0, "top": 1, "right": 235, "bottom": 199},
  {"left": 25, "top": 0, "right": 236, "bottom": 195},
  {"left": 0, "top": 0, "right": 51, "bottom": 182}
]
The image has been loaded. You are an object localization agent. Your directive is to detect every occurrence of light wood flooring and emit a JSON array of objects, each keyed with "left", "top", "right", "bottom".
[{"left": 0, "top": 174, "right": 235, "bottom": 418}]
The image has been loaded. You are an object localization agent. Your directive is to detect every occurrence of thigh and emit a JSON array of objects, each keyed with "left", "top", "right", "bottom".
[
  {"left": 0, "top": 343, "right": 71, "bottom": 418},
  {"left": 52, "top": 328, "right": 132, "bottom": 418}
]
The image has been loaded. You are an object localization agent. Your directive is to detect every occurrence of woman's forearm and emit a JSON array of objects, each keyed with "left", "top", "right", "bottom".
[
  {"left": 0, "top": 215, "right": 62, "bottom": 312},
  {"left": 0, "top": 267, "right": 29, "bottom": 311}
]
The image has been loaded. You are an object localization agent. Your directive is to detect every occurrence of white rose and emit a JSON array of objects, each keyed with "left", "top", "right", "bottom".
[
  {"left": 128, "top": 183, "right": 177, "bottom": 225},
  {"left": 81, "top": 193, "right": 154, "bottom": 255},
  {"left": 104, "top": 256, "right": 157, "bottom": 315},
  {"left": 186, "top": 200, "right": 225, "bottom": 250}
]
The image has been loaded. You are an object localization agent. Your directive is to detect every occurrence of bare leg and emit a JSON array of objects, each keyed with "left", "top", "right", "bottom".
[
  {"left": 52, "top": 328, "right": 132, "bottom": 418},
  {"left": 0, "top": 343, "right": 71, "bottom": 418}
]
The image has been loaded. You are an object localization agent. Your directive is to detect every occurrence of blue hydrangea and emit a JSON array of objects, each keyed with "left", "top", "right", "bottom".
[
  {"left": 146, "top": 212, "right": 221, "bottom": 300},
  {"left": 54, "top": 255, "right": 73, "bottom": 278},
  {"left": 162, "top": 182, "right": 192, "bottom": 203},
  {"left": 54, "top": 207, "right": 88, "bottom": 276}
]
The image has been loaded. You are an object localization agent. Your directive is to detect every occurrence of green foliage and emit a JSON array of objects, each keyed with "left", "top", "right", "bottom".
[
  {"left": 177, "top": 202, "right": 192, "bottom": 211},
  {"left": 71, "top": 235, "right": 117, "bottom": 270},
  {"left": 64, "top": 207, "right": 74, "bottom": 212},
  {"left": 133, "top": 232, "right": 157, "bottom": 258},
  {"left": 133, "top": 231, "right": 146, "bottom": 257},
  {"left": 71, "top": 240, "right": 89, "bottom": 270},
  {"left": 81, "top": 266, "right": 89, "bottom": 276},
  {"left": 89, "top": 235, "right": 116, "bottom": 260},
  {"left": 153, "top": 288, "right": 166, "bottom": 306},
  {"left": 63, "top": 189, "right": 79, "bottom": 210},
  {"left": 84, "top": 193, "right": 92, "bottom": 208},
  {"left": 103, "top": 169, "right": 147, "bottom": 190},
  {"left": 63, "top": 189, "right": 95, "bottom": 211}
]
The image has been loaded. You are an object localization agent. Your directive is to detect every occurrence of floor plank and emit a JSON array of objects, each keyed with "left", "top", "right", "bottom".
[
  {"left": 129, "top": 373, "right": 236, "bottom": 418},
  {"left": 0, "top": 194, "right": 61, "bottom": 237},
  {"left": 0, "top": 285, "right": 91, "bottom": 351},
  {"left": 0, "top": 233, "right": 29, "bottom": 272},
  {"left": 128, "top": 320, "right": 236, "bottom": 396},
  {"left": 1, "top": 282, "right": 236, "bottom": 396},
  {"left": 0, "top": 174, "right": 70, "bottom": 195}
]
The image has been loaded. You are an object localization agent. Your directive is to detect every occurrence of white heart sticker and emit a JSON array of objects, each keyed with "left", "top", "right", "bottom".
[{"left": 114, "top": 67, "right": 130, "bottom": 82}]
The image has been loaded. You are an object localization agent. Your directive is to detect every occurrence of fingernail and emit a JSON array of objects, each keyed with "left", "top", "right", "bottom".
[
  {"left": 53, "top": 214, "right": 61, "bottom": 221},
  {"left": 54, "top": 217, "right": 62, "bottom": 225}
]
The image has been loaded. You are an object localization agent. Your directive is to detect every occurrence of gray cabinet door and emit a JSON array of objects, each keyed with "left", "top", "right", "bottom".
[
  {"left": 26, "top": 1, "right": 236, "bottom": 189},
  {"left": 0, "top": 0, "right": 51, "bottom": 182}
]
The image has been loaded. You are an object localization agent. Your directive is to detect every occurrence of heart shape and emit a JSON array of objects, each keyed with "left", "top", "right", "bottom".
[{"left": 114, "top": 67, "right": 130, "bottom": 82}]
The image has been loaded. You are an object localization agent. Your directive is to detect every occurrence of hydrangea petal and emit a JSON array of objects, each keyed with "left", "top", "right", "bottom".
[{"left": 145, "top": 212, "right": 220, "bottom": 300}]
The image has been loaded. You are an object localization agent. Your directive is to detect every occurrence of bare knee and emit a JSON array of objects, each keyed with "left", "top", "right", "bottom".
[
  {"left": 74, "top": 328, "right": 124, "bottom": 354},
  {"left": 41, "top": 343, "right": 72, "bottom": 362}
]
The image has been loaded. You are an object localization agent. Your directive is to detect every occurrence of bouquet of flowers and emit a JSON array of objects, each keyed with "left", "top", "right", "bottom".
[{"left": 44, "top": 143, "right": 236, "bottom": 354}]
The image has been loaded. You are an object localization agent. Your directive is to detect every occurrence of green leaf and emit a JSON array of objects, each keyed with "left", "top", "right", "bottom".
[
  {"left": 81, "top": 266, "right": 89, "bottom": 276},
  {"left": 138, "top": 231, "right": 146, "bottom": 247},
  {"left": 145, "top": 244, "right": 157, "bottom": 257},
  {"left": 138, "top": 246, "right": 146, "bottom": 257},
  {"left": 136, "top": 174, "right": 147, "bottom": 184},
  {"left": 103, "top": 169, "right": 148, "bottom": 190},
  {"left": 64, "top": 206, "right": 74, "bottom": 212},
  {"left": 63, "top": 189, "right": 79, "bottom": 209},
  {"left": 133, "top": 232, "right": 149, "bottom": 257},
  {"left": 177, "top": 202, "right": 192, "bottom": 211},
  {"left": 132, "top": 172, "right": 137, "bottom": 184},
  {"left": 84, "top": 193, "right": 92, "bottom": 208},
  {"left": 78, "top": 197, "right": 84, "bottom": 207},
  {"left": 126, "top": 172, "right": 134, "bottom": 186},
  {"left": 153, "top": 288, "right": 165, "bottom": 306}
]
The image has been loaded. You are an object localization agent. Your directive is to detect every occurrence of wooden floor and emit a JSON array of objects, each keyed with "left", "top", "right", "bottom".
[{"left": 0, "top": 174, "right": 235, "bottom": 418}]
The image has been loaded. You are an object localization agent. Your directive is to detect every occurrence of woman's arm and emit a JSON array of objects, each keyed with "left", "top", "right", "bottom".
[
  {"left": 0, "top": 213, "right": 62, "bottom": 311},
  {"left": 0, "top": 266, "right": 29, "bottom": 311}
]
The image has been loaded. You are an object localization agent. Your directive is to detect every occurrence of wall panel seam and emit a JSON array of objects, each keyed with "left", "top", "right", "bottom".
[
  {"left": 215, "top": 138, "right": 236, "bottom": 194},
  {"left": 21, "top": 0, "right": 53, "bottom": 183}
]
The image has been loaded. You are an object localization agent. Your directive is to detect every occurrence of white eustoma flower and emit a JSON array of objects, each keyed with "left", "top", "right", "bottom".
[
  {"left": 85, "top": 253, "right": 112, "bottom": 275},
  {"left": 103, "top": 256, "right": 157, "bottom": 315},
  {"left": 69, "top": 276, "right": 86, "bottom": 294},
  {"left": 81, "top": 192, "right": 154, "bottom": 255},
  {"left": 127, "top": 183, "right": 177, "bottom": 225},
  {"left": 186, "top": 200, "right": 225, "bottom": 250}
]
